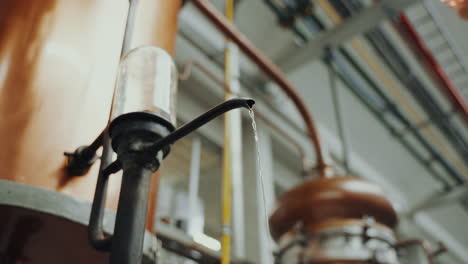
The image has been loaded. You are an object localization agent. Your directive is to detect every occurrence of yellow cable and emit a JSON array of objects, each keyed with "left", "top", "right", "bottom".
[
  {"left": 317, "top": 0, "right": 468, "bottom": 174},
  {"left": 221, "top": 0, "right": 234, "bottom": 263}
]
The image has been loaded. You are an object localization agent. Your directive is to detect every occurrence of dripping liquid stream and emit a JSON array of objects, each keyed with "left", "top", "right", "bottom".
[{"left": 248, "top": 108, "right": 270, "bottom": 235}]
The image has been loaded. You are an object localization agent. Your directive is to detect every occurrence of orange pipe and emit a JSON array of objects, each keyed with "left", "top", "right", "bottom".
[
  {"left": 189, "top": 0, "right": 327, "bottom": 174},
  {"left": 399, "top": 14, "right": 468, "bottom": 123}
]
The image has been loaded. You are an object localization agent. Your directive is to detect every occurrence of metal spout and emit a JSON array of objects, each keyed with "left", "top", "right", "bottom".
[{"left": 147, "top": 98, "right": 255, "bottom": 153}]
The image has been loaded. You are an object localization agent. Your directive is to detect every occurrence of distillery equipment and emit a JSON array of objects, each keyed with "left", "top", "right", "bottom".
[
  {"left": 0, "top": 0, "right": 252, "bottom": 263},
  {"left": 0, "top": 0, "right": 463, "bottom": 263},
  {"left": 0, "top": 0, "right": 183, "bottom": 262},
  {"left": 269, "top": 175, "right": 445, "bottom": 264},
  {"left": 65, "top": 37, "right": 255, "bottom": 264}
]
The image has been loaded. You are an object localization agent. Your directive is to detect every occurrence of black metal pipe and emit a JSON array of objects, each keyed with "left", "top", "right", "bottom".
[
  {"left": 147, "top": 98, "right": 254, "bottom": 154},
  {"left": 110, "top": 165, "right": 153, "bottom": 264},
  {"left": 88, "top": 133, "right": 115, "bottom": 251},
  {"left": 64, "top": 129, "right": 105, "bottom": 176},
  {"left": 89, "top": 130, "right": 106, "bottom": 153},
  {"left": 107, "top": 98, "right": 254, "bottom": 264},
  {"left": 98, "top": 98, "right": 256, "bottom": 174},
  {"left": 86, "top": 98, "right": 255, "bottom": 263}
]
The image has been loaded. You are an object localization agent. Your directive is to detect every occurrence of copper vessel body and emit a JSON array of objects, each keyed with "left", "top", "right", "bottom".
[
  {"left": 269, "top": 176, "right": 398, "bottom": 241},
  {"left": 0, "top": 0, "right": 181, "bottom": 262},
  {"left": 270, "top": 177, "right": 399, "bottom": 264},
  {"left": 0, "top": 206, "right": 109, "bottom": 263},
  {"left": 0, "top": 0, "right": 181, "bottom": 210}
]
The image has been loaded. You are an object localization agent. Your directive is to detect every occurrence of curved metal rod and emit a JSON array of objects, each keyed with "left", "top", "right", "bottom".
[
  {"left": 147, "top": 98, "right": 254, "bottom": 153},
  {"left": 88, "top": 137, "right": 120, "bottom": 251},
  {"left": 93, "top": 98, "right": 255, "bottom": 174}
]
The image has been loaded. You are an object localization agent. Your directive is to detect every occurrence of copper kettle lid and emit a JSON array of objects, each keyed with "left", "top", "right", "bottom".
[{"left": 269, "top": 176, "right": 398, "bottom": 241}]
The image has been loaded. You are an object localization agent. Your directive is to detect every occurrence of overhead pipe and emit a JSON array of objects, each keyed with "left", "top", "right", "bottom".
[
  {"left": 316, "top": 0, "right": 467, "bottom": 175},
  {"left": 398, "top": 14, "right": 468, "bottom": 123},
  {"left": 375, "top": 19, "right": 468, "bottom": 164},
  {"left": 329, "top": 51, "right": 455, "bottom": 188},
  {"left": 338, "top": 48, "right": 465, "bottom": 185},
  {"left": 188, "top": 0, "right": 327, "bottom": 174},
  {"left": 326, "top": 0, "right": 468, "bottom": 169},
  {"left": 425, "top": 1, "right": 468, "bottom": 79},
  {"left": 263, "top": 0, "right": 465, "bottom": 187},
  {"left": 332, "top": 0, "right": 468, "bottom": 130}
]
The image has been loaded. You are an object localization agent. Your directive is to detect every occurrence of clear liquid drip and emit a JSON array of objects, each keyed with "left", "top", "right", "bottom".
[{"left": 248, "top": 108, "right": 270, "bottom": 234}]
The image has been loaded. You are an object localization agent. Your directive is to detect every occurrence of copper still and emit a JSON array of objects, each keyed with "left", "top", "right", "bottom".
[
  {"left": 0, "top": 0, "right": 182, "bottom": 263},
  {"left": 0, "top": 0, "right": 181, "bottom": 212},
  {"left": 269, "top": 175, "right": 441, "bottom": 264}
]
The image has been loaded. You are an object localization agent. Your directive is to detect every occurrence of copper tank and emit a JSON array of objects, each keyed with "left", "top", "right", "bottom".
[
  {"left": 269, "top": 176, "right": 399, "bottom": 264},
  {"left": 0, "top": 0, "right": 181, "bottom": 211},
  {"left": 0, "top": 0, "right": 181, "bottom": 262}
]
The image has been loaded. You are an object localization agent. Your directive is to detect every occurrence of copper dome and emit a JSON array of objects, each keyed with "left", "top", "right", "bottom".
[{"left": 269, "top": 176, "right": 398, "bottom": 241}]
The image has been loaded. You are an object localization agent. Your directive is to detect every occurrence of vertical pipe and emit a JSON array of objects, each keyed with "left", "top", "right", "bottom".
[
  {"left": 187, "top": 137, "right": 202, "bottom": 236},
  {"left": 110, "top": 165, "right": 154, "bottom": 264},
  {"left": 221, "top": 1, "right": 235, "bottom": 262},
  {"left": 224, "top": 0, "right": 247, "bottom": 259},
  {"left": 89, "top": 133, "right": 114, "bottom": 250}
]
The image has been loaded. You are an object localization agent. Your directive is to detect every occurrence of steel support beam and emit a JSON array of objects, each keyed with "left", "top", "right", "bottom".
[{"left": 277, "top": 0, "right": 419, "bottom": 73}]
